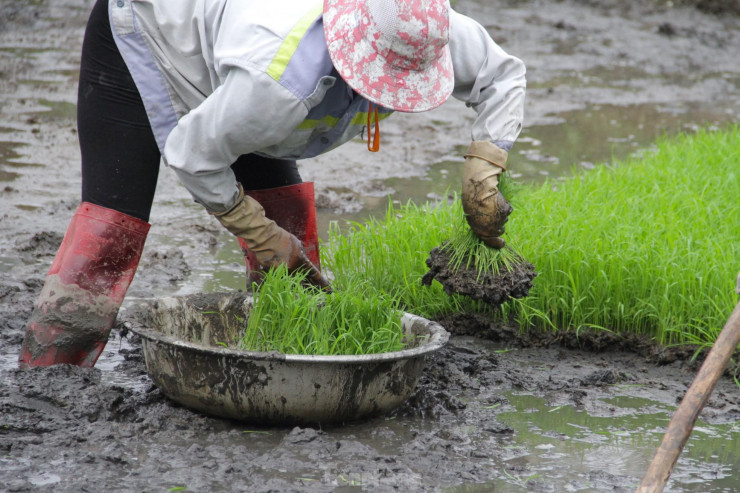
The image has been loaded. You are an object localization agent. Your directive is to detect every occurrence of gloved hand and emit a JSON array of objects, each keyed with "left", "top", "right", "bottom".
[
  {"left": 461, "top": 141, "right": 513, "bottom": 249},
  {"left": 210, "top": 184, "right": 330, "bottom": 290}
]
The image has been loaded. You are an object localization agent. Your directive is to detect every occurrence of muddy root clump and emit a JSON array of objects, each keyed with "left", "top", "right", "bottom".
[{"left": 421, "top": 244, "right": 537, "bottom": 306}]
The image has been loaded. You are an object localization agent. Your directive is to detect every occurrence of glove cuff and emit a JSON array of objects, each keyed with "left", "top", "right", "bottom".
[
  {"left": 464, "top": 141, "right": 508, "bottom": 170},
  {"left": 208, "top": 183, "right": 278, "bottom": 247},
  {"left": 209, "top": 183, "right": 246, "bottom": 218}
]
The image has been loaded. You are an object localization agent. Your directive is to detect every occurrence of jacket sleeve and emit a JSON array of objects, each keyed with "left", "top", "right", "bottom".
[
  {"left": 162, "top": 67, "right": 308, "bottom": 212},
  {"left": 448, "top": 10, "right": 526, "bottom": 151}
]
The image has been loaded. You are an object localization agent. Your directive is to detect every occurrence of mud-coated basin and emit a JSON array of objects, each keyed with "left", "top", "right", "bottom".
[{"left": 124, "top": 292, "right": 449, "bottom": 425}]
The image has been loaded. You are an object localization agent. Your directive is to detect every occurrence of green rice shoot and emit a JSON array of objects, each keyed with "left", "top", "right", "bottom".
[
  {"left": 325, "top": 126, "right": 740, "bottom": 348},
  {"left": 243, "top": 126, "right": 739, "bottom": 353},
  {"left": 324, "top": 198, "right": 469, "bottom": 317},
  {"left": 440, "top": 175, "right": 522, "bottom": 278},
  {"left": 240, "top": 265, "right": 404, "bottom": 355},
  {"left": 504, "top": 127, "right": 740, "bottom": 346}
]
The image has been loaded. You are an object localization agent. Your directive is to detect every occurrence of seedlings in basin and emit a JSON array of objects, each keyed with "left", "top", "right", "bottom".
[{"left": 240, "top": 265, "right": 405, "bottom": 355}]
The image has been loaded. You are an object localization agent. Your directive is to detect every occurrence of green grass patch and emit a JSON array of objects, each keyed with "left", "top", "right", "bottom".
[{"left": 325, "top": 126, "right": 740, "bottom": 347}]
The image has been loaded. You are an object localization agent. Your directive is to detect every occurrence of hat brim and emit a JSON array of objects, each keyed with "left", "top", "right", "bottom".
[{"left": 323, "top": 0, "right": 454, "bottom": 113}]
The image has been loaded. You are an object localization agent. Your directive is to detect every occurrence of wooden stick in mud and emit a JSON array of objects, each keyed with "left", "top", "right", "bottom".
[{"left": 637, "top": 275, "right": 740, "bottom": 493}]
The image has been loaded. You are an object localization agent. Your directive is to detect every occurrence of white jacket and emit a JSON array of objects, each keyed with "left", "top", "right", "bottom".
[{"left": 109, "top": 0, "right": 526, "bottom": 211}]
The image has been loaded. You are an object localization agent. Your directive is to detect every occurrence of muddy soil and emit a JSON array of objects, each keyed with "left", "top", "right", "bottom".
[
  {"left": 422, "top": 245, "right": 537, "bottom": 306},
  {"left": 1, "top": 0, "right": 740, "bottom": 491}
]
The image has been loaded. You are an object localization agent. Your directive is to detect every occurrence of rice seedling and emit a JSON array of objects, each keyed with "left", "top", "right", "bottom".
[
  {"left": 239, "top": 265, "right": 405, "bottom": 355},
  {"left": 501, "top": 126, "right": 740, "bottom": 345},
  {"left": 324, "top": 125, "right": 740, "bottom": 347},
  {"left": 416, "top": 174, "right": 536, "bottom": 307},
  {"left": 443, "top": 175, "right": 524, "bottom": 277},
  {"left": 423, "top": 224, "right": 537, "bottom": 306},
  {"left": 444, "top": 226, "right": 520, "bottom": 277},
  {"left": 324, "top": 198, "right": 467, "bottom": 317},
  {"left": 244, "top": 127, "right": 737, "bottom": 351}
]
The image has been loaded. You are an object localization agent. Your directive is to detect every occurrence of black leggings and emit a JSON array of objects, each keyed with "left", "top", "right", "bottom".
[{"left": 77, "top": 0, "right": 301, "bottom": 222}]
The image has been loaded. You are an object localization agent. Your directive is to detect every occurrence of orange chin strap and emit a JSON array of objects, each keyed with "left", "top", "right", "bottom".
[{"left": 367, "top": 102, "right": 380, "bottom": 152}]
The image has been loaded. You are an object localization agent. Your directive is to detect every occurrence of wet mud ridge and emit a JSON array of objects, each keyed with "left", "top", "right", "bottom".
[{"left": 421, "top": 244, "right": 537, "bottom": 306}]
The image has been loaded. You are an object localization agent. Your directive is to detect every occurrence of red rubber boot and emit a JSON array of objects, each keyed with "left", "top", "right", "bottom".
[
  {"left": 18, "top": 202, "right": 150, "bottom": 368},
  {"left": 237, "top": 182, "right": 321, "bottom": 285}
]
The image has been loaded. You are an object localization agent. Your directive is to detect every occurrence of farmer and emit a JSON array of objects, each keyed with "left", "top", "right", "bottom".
[{"left": 18, "top": 0, "right": 525, "bottom": 367}]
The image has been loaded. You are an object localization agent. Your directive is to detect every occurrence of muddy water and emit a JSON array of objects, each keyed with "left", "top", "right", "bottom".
[{"left": 2, "top": 0, "right": 740, "bottom": 491}]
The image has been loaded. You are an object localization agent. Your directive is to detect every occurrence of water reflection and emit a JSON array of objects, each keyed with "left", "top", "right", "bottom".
[{"left": 491, "top": 392, "right": 739, "bottom": 491}]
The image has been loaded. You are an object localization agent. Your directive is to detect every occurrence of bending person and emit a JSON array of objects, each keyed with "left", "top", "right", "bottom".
[{"left": 19, "top": 0, "right": 526, "bottom": 367}]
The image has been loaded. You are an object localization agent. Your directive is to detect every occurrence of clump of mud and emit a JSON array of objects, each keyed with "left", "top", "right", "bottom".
[
  {"left": 421, "top": 244, "right": 537, "bottom": 306},
  {"left": 16, "top": 231, "right": 63, "bottom": 256},
  {"left": 391, "top": 344, "right": 493, "bottom": 419}
]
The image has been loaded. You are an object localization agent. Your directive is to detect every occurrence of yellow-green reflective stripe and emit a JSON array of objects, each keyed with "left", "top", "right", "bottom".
[
  {"left": 266, "top": 4, "right": 323, "bottom": 81},
  {"left": 297, "top": 116, "right": 339, "bottom": 130},
  {"left": 297, "top": 111, "right": 392, "bottom": 130},
  {"left": 349, "top": 110, "right": 392, "bottom": 126}
]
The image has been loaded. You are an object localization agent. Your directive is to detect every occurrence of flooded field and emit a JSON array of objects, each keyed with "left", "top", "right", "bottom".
[{"left": 1, "top": 0, "right": 739, "bottom": 491}]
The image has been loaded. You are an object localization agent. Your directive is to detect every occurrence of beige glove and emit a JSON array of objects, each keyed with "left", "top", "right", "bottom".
[
  {"left": 211, "top": 184, "right": 330, "bottom": 290},
  {"left": 461, "top": 141, "right": 513, "bottom": 249}
]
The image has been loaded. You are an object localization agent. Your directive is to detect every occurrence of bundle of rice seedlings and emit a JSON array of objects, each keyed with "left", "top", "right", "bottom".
[{"left": 421, "top": 177, "right": 537, "bottom": 307}]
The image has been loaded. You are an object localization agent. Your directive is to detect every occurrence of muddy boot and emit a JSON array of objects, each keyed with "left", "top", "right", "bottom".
[
  {"left": 18, "top": 202, "right": 150, "bottom": 368},
  {"left": 237, "top": 182, "right": 320, "bottom": 286}
]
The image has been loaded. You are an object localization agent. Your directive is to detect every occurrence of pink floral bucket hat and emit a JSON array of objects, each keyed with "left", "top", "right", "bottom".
[{"left": 323, "top": 0, "right": 455, "bottom": 113}]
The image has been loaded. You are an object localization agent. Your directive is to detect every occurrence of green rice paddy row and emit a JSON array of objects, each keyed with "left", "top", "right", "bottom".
[
  {"left": 243, "top": 126, "right": 738, "bottom": 354},
  {"left": 325, "top": 126, "right": 740, "bottom": 350}
]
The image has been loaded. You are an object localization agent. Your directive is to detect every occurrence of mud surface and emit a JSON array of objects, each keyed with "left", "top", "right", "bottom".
[
  {"left": 1, "top": 0, "right": 740, "bottom": 491},
  {"left": 422, "top": 245, "right": 537, "bottom": 306}
]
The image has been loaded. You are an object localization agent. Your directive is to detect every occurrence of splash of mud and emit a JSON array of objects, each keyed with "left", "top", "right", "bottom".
[{"left": 421, "top": 243, "right": 537, "bottom": 306}]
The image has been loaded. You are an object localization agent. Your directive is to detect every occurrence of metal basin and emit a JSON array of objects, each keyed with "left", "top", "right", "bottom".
[{"left": 124, "top": 292, "right": 449, "bottom": 425}]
